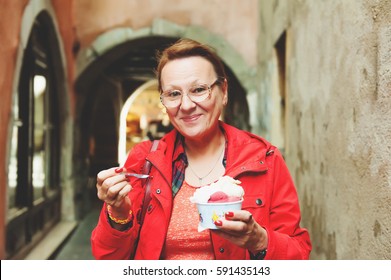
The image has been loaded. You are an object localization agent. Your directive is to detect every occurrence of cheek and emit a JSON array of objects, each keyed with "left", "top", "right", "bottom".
[
  {"left": 165, "top": 108, "right": 180, "bottom": 126},
  {"left": 166, "top": 107, "right": 178, "bottom": 118},
  {"left": 206, "top": 97, "right": 224, "bottom": 115}
]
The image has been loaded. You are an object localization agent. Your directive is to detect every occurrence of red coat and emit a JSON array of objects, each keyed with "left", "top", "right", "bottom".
[{"left": 91, "top": 122, "right": 312, "bottom": 259}]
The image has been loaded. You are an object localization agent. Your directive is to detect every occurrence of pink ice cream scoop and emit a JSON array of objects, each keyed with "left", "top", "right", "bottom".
[
  {"left": 208, "top": 191, "right": 242, "bottom": 203},
  {"left": 190, "top": 176, "right": 244, "bottom": 204},
  {"left": 190, "top": 176, "right": 244, "bottom": 231}
]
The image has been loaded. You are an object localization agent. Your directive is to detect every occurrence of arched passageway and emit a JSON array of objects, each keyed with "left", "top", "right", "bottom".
[{"left": 74, "top": 32, "right": 251, "bottom": 217}]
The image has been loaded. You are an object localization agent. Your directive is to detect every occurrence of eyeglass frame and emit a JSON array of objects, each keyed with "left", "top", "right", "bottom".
[{"left": 160, "top": 77, "right": 223, "bottom": 108}]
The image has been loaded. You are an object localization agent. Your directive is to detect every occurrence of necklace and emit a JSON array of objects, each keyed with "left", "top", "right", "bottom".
[{"left": 187, "top": 145, "right": 225, "bottom": 186}]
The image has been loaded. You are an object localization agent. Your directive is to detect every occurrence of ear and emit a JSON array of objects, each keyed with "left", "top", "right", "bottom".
[{"left": 221, "top": 78, "right": 228, "bottom": 105}]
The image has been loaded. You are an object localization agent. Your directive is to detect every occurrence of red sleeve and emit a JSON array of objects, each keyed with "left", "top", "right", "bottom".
[
  {"left": 90, "top": 142, "right": 150, "bottom": 259},
  {"left": 91, "top": 205, "right": 140, "bottom": 259},
  {"left": 264, "top": 149, "right": 312, "bottom": 259}
]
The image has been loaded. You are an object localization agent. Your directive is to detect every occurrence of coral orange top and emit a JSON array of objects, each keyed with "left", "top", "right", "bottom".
[{"left": 162, "top": 181, "right": 215, "bottom": 260}]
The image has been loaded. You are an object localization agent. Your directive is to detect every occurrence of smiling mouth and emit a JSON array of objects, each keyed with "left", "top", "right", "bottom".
[{"left": 182, "top": 114, "right": 201, "bottom": 122}]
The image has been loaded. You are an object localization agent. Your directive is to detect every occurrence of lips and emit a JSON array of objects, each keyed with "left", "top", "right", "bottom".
[{"left": 181, "top": 114, "right": 201, "bottom": 122}]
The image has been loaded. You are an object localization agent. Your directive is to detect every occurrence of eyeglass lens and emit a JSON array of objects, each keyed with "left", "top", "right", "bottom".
[{"left": 161, "top": 79, "right": 219, "bottom": 108}]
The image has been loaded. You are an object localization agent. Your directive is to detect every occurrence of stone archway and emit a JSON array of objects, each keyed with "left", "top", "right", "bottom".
[
  {"left": 75, "top": 18, "right": 255, "bottom": 134},
  {"left": 76, "top": 18, "right": 256, "bottom": 95},
  {"left": 73, "top": 20, "right": 255, "bottom": 213}
]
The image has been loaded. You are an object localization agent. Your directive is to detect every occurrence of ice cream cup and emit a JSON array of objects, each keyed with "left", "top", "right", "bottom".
[{"left": 195, "top": 199, "right": 243, "bottom": 231}]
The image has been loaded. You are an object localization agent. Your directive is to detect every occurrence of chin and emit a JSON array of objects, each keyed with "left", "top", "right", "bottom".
[
  {"left": 180, "top": 126, "right": 205, "bottom": 139},
  {"left": 181, "top": 129, "right": 201, "bottom": 139}
]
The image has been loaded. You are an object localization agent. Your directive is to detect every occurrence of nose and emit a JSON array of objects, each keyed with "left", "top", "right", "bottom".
[{"left": 179, "top": 93, "right": 197, "bottom": 110}]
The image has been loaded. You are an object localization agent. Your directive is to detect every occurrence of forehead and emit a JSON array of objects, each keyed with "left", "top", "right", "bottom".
[{"left": 161, "top": 56, "right": 215, "bottom": 86}]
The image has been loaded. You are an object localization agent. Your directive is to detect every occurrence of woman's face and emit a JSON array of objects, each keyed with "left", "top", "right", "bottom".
[{"left": 160, "top": 56, "right": 228, "bottom": 141}]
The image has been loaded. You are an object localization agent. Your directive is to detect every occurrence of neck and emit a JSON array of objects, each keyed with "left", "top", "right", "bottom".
[
  {"left": 184, "top": 129, "right": 224, "bottom": 160},
  {"left": 184, "top": 128, "right": 226, "bottom": 186}
]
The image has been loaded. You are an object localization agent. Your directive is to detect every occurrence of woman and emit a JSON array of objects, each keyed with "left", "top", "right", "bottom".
[{"left": 91, "top": 38, "right": 312, "bottom": 260}]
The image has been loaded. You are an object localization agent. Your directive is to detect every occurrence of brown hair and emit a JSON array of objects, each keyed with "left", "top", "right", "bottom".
[{"left": 156, "top": 38, "right": 227, "bottom": 92}]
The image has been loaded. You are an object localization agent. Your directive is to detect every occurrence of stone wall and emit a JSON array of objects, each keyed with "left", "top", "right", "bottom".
[
  {"left": 74, "top": 0, "right": 259, "bottom": 67},
  {"left": 258, "top": 0, "right": 391, "bottom": 259}
]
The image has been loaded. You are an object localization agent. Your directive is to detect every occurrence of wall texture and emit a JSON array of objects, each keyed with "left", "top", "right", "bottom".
[
  {"left": 258, "top": 0, "right": 391, "bottom": 259},
  {"left": 0, "top": 0, "right": 30, "bottom": 261},
  {"left": 73, "top": 0, "right": 259, "bottom": 67}
]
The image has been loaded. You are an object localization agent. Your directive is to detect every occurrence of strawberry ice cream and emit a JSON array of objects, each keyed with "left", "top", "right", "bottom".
[
  {"left": 190, "top": 176, "right": 244, "bottom": 204},
  {"left": 207, "top": 191, "right": 241, "bottom": 203},
  {"left": 190, "top": 176, "right": 244, "bottom": 231}
]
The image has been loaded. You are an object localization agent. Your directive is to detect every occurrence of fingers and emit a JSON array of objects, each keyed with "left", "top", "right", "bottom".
[
  {"left": 106, "top": 180, "right": 129, "bottom": 200},
  {"left": 212, "top": 210, "right": 268, "bottom": 251},
  {"left": 218, "top": 210, "right": 253, "bottom": 227},
  {"left": 118, "top": 184, "right": 132, "bottom": 198},
  {"left": 97, "top": 166, "right": 128, "bottom": 185},
  {"left": 102, "top": 173, "right": 128, "bottom": 191},
  {"left": 97, "top": 167, "right": 119, "bottom": 185},
  {"left": 225, "top": 210, "right": 253, "bottom": 223},
  {"left": 96, "top": 166, "right": 132, "bottom": 205},
  {"left": 213, "top": 210, "right": 253, "bottom": 236},
  {"left": 114, "top": 167, "right": 124, "bottom": 173}
]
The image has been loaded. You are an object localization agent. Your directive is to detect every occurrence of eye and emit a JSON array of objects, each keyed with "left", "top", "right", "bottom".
[
  {"left": 191, "top": 85, "right": 208, "bottom": 95},
  {"left": 165, "top": 90, "right": 182, "bottom": 98}
]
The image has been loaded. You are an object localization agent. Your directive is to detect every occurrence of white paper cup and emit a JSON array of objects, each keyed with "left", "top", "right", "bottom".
[{"left": 195, "top": 199, "right": 243, "bottom": 230}]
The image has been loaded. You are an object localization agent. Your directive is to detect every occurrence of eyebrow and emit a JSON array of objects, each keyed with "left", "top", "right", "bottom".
[{"left": 162, "top": 80, "right": 207, "bottom": 90}]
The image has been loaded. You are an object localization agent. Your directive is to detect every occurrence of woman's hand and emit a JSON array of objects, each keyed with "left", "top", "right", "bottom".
[
  {"left": 96, "top": 167, "right": 132, "bottom": 218},
  {"left": 213, "top": 210, "right": 268, "bottom": 254}
]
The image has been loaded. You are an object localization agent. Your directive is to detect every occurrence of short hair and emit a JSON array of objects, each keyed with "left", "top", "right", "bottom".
[{"left": 156, "top": 38, "right": 227, "bottom": 92}]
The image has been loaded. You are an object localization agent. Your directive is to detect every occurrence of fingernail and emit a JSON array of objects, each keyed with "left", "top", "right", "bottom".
[
  {"left": 214, "top": 220, "right": 223, "bottom": 226},
  {"left": 225, "top": 211, "right": 234, "bottom": 218},
  {"left": 125, "top": 176, "right": 130, "bottom": 182},
  {"left": 115, "top": 167, "right": 123, "bottom": 173}
]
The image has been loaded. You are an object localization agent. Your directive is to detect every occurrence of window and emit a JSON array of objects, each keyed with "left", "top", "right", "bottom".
[
  {"left": 271, "top": 31, "right": 287, "bottom": 155},
  {"left": 6, "top": 12, "right": 61, "bottom": 259}
]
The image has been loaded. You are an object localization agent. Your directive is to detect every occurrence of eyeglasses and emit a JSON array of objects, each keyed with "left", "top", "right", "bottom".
[{"left": 160, "top": 79, "right": 221, "bottom": 108}]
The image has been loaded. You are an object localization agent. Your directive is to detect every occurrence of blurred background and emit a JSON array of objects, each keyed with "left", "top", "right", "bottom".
[{"left": 0, "top": 0, "right": 390, "bottom": 260}]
